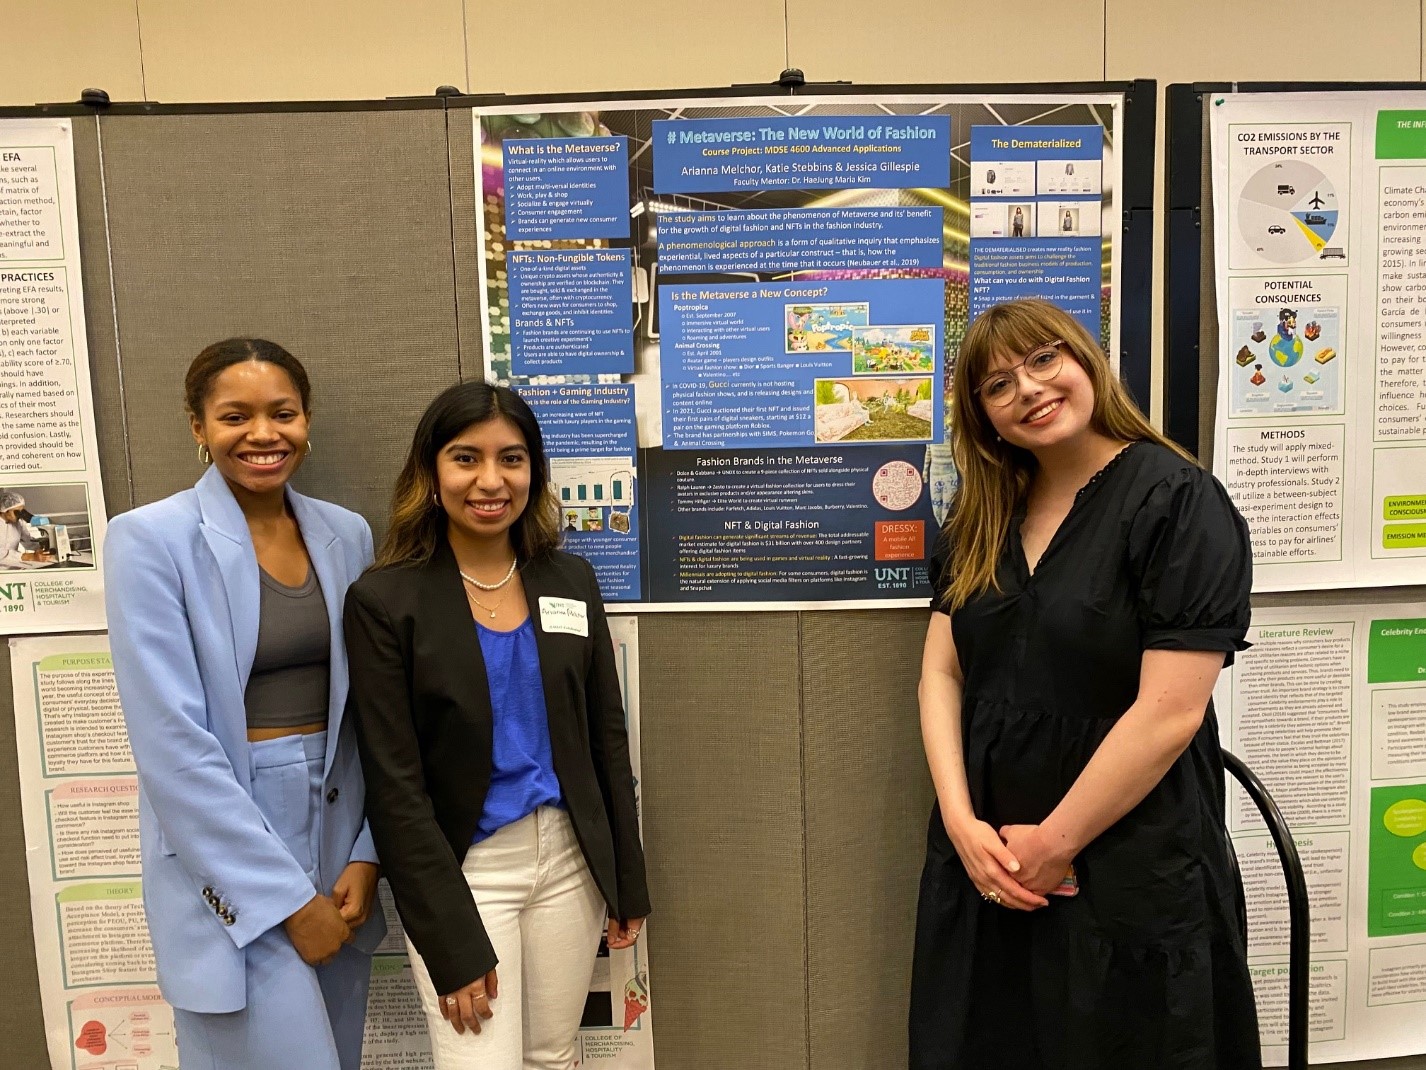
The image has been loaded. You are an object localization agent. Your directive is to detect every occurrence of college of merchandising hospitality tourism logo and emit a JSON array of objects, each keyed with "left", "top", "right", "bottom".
[{"left": 0, "top": 578, "right": 28, "bottom": 611}]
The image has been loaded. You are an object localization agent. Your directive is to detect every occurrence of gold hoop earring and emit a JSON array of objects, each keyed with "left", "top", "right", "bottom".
[{"left": 198, "top": 443, "right": 212, "bottom": 465}]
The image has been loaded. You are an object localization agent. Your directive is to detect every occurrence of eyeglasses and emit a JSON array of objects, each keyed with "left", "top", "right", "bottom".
[{"left": 975, "top": 340, "right": 1066, "bottom": 407}]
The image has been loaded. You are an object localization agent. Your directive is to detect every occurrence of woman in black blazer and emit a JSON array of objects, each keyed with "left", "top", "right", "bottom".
[{"left": 344, "top": 381, "right": 649, "bottom": 1070}]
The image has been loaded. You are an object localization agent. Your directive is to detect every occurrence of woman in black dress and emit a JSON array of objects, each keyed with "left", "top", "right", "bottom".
[{"left": 911, "top": 299, "right": 1260, "bottom": 1068}]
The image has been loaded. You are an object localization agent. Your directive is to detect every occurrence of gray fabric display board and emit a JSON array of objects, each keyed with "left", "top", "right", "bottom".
[{"left": 0, "top": 99, "right": 935, "bottom": 1069}]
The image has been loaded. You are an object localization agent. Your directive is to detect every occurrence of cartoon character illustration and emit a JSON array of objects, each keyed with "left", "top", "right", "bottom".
[
  {"left": 789, "top": 331, "right": 808, "bottom": 352},
  {"left": 1268, "top": 308, "right": 1304, "bottom": 368}
]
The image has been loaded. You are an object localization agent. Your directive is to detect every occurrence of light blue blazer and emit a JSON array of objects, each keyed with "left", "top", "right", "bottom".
[{"left": 104, "top": 466, "right": 386, "bottom": 1013}]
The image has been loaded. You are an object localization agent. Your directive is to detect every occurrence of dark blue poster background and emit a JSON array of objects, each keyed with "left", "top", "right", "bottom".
[{"left": 643, "top": 444, "right": 936, "bottom": 604}]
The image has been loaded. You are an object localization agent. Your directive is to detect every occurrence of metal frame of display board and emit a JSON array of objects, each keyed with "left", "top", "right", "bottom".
[
  {"left": 2, "top": 76, "right": 1159, "bottom": 410},
  {"left": 1162, "top": 80, "right": 1426, "bottom": 458}
]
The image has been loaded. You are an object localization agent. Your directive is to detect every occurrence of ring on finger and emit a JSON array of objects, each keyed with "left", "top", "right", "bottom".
[
  {"left": 981, "top": 889, "right": 1003, "bottom": 905},
  {"left": 444, "top": 996, "right": 458, "bottom": 1007}
]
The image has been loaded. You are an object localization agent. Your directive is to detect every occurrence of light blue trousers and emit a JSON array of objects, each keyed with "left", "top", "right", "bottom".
[{"left": 173, "top": 731, "right": 371, "bottom": 1070}]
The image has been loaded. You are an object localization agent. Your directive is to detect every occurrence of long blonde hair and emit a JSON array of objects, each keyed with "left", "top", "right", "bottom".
[{"left": 941, "top": 299, "right": 1194, "bottom": 611}]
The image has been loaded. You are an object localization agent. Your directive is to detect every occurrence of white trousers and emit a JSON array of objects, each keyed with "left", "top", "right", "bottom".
[{"left": 408, "top": 806, "right": 607, "bottom": 1070}]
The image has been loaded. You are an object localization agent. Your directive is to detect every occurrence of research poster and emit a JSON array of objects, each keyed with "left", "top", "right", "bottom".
[
  {"left": 473, "top": 92, "right": 1124, "bottom": 609},
  {"left": 8, "top": 634, "right": 176, "bottom": 1070},
  {"left": 580, "top": 614, "right": 653, "bottom": 1069},
  {"left": 11, "top": 621, "right": 651, "bottom": 1070},
  {"left": 1218, "top": 602, "right": 1426, "bottom": 1063},
  {"left": 1211, "top": 92, "right": 1426, "bottom": 591},
  {"left": 0, "top": 119, "right": 107, "bottom": 631}
]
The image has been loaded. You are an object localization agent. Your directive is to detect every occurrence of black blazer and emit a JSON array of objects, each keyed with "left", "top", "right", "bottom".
[{"left": 343, "top": 541, "right": 650, "bottom": 994}]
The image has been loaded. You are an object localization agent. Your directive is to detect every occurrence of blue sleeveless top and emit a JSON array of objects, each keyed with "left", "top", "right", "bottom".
[{"left": 473, "top": 617, "right": 562, "bottom": 842}]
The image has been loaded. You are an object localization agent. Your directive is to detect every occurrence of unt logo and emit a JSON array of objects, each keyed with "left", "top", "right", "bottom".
[
  {"left": 875, "top": 567, "right": 910, "bottom": 583},
  {"left": 0, "top": 581, "right": 28, "bottom": 601}
]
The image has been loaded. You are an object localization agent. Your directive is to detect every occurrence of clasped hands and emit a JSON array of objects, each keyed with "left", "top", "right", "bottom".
[
  {"left": 950, "top": 819, "right": 1074, "bottom": 912},
  {"left": 283, "top": 861, "right": 380, "bottom": 966}
]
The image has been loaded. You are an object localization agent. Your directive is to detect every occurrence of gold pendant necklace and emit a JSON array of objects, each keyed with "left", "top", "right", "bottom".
[{"left": 464, "top": 586, "right": 506, "bottom": 620}]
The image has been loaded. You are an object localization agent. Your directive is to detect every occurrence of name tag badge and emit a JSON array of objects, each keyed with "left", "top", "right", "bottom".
[{"left": 539, "top": 596, "right": 589, "bottom": 637}]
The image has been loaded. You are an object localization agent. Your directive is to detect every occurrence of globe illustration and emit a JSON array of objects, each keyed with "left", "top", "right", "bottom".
[{"left": 1268, "top": 333, "right": 1303, "bottom": 368}]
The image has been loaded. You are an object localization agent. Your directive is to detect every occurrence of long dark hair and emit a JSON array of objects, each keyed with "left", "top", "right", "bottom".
[
  {"left": 374, "top": 381, "right": 560, "bottom": 568},
  {"left": 184, "top": 338, "right": 311, "bottom": 416}
]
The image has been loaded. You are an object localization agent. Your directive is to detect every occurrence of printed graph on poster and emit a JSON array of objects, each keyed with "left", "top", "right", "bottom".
[
  {"left": 68, "top": 987, "right": 177, "bottom": 1068},
  {"left": 1237, "top": 161, "right": 1344, "bottom": 266}
]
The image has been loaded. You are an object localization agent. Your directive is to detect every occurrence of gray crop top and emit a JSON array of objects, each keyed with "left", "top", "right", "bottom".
[{"left": 243, "top": 567, "right": 331, "bottom": 729}]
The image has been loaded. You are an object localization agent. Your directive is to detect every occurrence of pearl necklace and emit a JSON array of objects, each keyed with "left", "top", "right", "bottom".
[{"left": 458, "top": 558, "right": 518, "bottom": 591}]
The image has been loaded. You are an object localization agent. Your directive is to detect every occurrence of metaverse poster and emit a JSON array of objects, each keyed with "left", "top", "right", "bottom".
[{"left": 473, "top": 91, "right": 1124, "bottom": 610}]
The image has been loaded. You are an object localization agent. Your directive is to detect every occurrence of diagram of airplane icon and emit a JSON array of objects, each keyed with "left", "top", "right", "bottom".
[{"left": 1309, "top": 191, "right": 1326, "bottom": 209}]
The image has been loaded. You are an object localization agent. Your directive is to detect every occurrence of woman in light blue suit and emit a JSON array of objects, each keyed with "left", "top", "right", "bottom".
[{"left": 104, "top": 338, "right": 386, "bottom": 1070}]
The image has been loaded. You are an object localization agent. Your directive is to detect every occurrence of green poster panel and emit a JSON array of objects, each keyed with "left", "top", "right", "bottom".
[
  {"left": 1368, "top": 784, "right": 1426, "bottom": 937},
  {"left": 1367, "top": 619, "right": 1426, "bottom": 683}
]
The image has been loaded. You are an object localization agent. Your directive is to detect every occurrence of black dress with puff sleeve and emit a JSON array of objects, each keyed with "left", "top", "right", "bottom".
[{"left": 910, "top": 441, "right": 1262, "bottom": 1069}]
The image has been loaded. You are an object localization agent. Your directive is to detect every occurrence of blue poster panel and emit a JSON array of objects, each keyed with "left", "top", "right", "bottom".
[
  {"left": 656, "top": 206, "right": 943, "bottom": 274},
  {"left": 519, "top": 383, "right": 641, "bottom": 601},
  {"left": 508, "top": 249, "right": 634, "bottom": 375},
  {"left": 653, "top": 116, "right": 951, "bottom": 192},
  {"left": 659, "top": 278, "right": 945, "bottom": 450},
  {"left": 503, "top": 136, "right": 630, "bottom": 240},
  {"left": 474, "top": 95, "right": 1121, "bottom": 608},
  {"left": 645, "top": 444, "right": 937, "bottom": 603},
  {"left": 967, "top": 124, "right": 1105, "bottom": 336}
]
